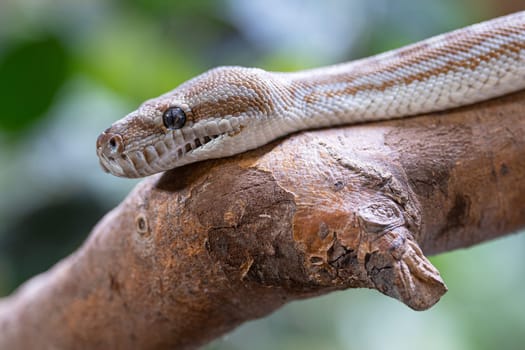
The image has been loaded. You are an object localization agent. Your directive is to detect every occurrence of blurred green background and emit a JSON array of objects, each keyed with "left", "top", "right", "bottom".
[{"left": 0, "top": 0, "right": 524, "bottom": 349}]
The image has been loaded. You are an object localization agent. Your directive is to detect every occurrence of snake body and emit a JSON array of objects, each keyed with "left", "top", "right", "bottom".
[{"left": 97, "top": 11, "right": 525, "bottom": 178}]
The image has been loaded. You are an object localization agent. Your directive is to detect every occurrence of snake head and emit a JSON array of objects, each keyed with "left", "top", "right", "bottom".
[{"left": 97, "top": 66, "right": 287, "bottom": 178}]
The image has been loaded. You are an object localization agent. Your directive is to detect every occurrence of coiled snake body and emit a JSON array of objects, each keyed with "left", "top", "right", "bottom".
[{"left": 97, "top": 11, "right": 525, "bottom": 178}]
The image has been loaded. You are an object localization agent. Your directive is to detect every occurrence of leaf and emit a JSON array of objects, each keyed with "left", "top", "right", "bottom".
[{"left": 0, "top": 36, "right": 69, "bottom": 133}]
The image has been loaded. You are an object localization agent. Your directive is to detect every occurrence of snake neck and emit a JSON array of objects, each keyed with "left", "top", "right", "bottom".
[{"left": 278, "top": 11, "right": 525, "bottom": 129}]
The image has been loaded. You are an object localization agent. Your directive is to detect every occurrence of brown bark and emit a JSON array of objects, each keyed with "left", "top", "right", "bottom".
[{"left": 0, "top": 90, "right": 524, "bottom": 349}]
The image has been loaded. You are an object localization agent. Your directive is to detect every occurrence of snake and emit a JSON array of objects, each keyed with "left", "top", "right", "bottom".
[{"left": 97, "top": 11, "right": 525, "bottom": 178}]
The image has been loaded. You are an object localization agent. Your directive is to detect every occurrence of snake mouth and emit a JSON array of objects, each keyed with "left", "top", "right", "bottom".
[
  {"left": 97, "top": 115, "right": 246, "bottom": 177},
  {"left": 172, "top": 133, "right": 224, "bottom": 160},
  {"left": 103, "top": 134, "right": 224, "bottom": 177},
  {"left": 99, "top": 119, "right": 244, "bottom": 177},
  {"left": 135, "top": 132, "right": 228, "bottom": 177}
]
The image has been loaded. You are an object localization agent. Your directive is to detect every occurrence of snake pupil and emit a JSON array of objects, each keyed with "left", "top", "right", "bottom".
[{"left": 163, "top": 107, "right": 186, "bottom": 130}]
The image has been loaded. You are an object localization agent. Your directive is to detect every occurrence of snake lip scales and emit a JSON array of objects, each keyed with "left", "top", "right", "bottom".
[
  {"left": 97, "top": 11, "right": 525, "bottom": 178},
  {"left": 97, "top": 115, "right": 245, "bottom": 178}
]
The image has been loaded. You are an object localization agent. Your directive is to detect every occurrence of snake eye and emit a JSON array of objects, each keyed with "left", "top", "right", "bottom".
[{"left": 162, "top": 107, "right": 186, "bottom": 130}]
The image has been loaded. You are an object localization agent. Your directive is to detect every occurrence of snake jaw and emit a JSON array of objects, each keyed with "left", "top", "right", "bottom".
[{"left": 97, "top": 115, "right": 248, "bottom": 178}]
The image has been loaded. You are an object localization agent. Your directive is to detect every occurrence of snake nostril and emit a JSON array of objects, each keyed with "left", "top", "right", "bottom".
[
  {"left": 96, "top": 131, "right": 123, "bottom": 154},
  {"left": 109, "top": 137, "right": 117, "bottom": 149},
  {"left": 106, "top": 134, "right": 123, "bottom": 153}
]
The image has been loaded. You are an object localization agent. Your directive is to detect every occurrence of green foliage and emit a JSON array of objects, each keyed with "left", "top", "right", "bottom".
[
  {"left": 75, "top": 15, "right": 200, "bottom": 102},
  {"left": 126, "top": 0, "right": 221, "bottom": 15},
  {"left": 0, "top": 36, "right": 69, "bottom": 133}
]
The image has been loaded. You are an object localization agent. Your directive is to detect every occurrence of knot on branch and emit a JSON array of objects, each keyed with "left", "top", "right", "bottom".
[{"left": 357, "top": 202, "right": 447, "bottom": 310}]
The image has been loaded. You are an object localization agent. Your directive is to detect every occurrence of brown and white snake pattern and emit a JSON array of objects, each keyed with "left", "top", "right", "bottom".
[{"left": 97, "top": 11, "right": 525, "bottom": 178}]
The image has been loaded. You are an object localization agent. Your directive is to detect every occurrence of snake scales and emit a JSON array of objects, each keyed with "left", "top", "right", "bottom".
[{"left": 97, "top": 11, "right": 525, "bottom": 178}]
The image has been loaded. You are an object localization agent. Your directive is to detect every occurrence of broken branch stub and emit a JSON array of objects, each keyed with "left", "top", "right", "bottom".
[{"left": 244, "top": 135, "right": 447, "bottom": 310}]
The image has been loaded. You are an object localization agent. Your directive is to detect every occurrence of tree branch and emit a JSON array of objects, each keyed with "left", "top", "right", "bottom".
[{"left": 1, "top": 90, "right": 524, "bottom": 349}]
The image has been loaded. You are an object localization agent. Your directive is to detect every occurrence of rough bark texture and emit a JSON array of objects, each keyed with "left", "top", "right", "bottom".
[{"left": 0, "top": 90, "right": 524, "bottom": 349}]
